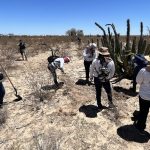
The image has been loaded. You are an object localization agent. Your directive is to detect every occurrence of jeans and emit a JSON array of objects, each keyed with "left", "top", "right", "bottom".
[
  {"left": 94, "top": 77, "right": 112, "bottom": 107},
  {"left": 48, "top": 64, "right": 58, "bottom": 85}
]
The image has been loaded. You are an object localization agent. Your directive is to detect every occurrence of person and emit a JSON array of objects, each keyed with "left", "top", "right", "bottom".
[
  {"left": 90, "top": 47, "right": 115, "bottom": 109},
  {"left": 48, "top": 56, "right": 70, "bottom": 86},
  {"left": 131, "top": 54, "right": 148, "bottom": 92},
  {"left": 18, "top": 40, "right": 27, "bottom": 61},
  {"left": 83, "top": 43, "right": 97, "bottom": 84},
  {"left": 0, "top": 72, "right": 5, "bottom": 108},
  {"left": 133, "top": 61, "right": 150, "bottom": 133}
]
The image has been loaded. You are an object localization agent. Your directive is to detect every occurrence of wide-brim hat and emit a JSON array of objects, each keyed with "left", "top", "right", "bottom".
[{"left": 98, "top": 47, "right": 110, "bottom": 55}]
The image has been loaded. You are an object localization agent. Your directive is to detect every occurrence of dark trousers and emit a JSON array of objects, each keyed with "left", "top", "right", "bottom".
[
  {"left": 135, "top": 96, "right": 150, "bottom": 131},
  {"left": 84, "top": 60, "right": 92, "bottom": 81},
  {"left": 0, "top": 83, "right": 5, "bottom": 105},
  {"left": 20, "top": 49, "right": 27, "bottom": 60},
  {"left": 48, "top": 64, "right": 58, "bottom": 85},
  {"left": 94, "top": 77, "right": 112, "bottom": 107}
]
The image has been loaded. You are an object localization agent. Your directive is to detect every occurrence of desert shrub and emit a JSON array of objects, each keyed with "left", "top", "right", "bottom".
[
  {"left": 31, "top": 129, "right": 62, "bottom": 150},
  {"left": 24, "top": 63, "right": 55, "bottom": 110}
]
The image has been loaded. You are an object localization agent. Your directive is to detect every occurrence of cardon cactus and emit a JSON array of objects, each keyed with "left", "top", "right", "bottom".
[
  {"left": 138, "top": 22, "right": 144, "bottom": 54},
  {"left": 95, "top": 19, "right": 149, "bottom": 83},
  {"left": 131, "top": 37, "right": 136, "bottom": 54},
  {"left": 126, "top": 19, "right": 130, "bottom": 50},
  {"left": 95, "top": 22, "right": 109, "bottom": 47}
]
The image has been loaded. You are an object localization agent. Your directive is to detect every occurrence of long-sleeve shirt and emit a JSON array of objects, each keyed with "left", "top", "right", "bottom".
[
  {"left": 90, "top": 58, "right": 115, "bottom": 80},
  {"left": 83, "top": 48, "right": 96, "bottom": 62},
  {"left": 52, "top": 58, "right": 64, "bottom": 71},
  {"left": 136, "top": 68, "right": 150, "bottom": 100}
]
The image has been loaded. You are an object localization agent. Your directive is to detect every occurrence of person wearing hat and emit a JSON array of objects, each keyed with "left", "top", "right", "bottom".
[
  {"left": 90, "top": 47, "right": 115, "bottom": 109},
  {"left": 48, "top": 56, "right": 70, "bottom": 86},
  {"left": 83, "top": 43, "right": 97, "bottom": 84},
  {"left": 133, "top": 61, "right": 150, "bottom": 133},
  {"left": 0, "top": 72, "right": 5, "bottom": 108}
]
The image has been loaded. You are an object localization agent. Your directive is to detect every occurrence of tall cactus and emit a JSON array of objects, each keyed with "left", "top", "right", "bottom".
[
  {"left": 97, "top": 38, "right": 100, "bottom": 49},
  {"left": 95, "top": 22, "right": 109, "bottom": 47},
  {"left": 108, "top": 27, "right": 112, "bottom": 44},
  {"left": 131, "top": 36, "right": 136, "bottom": 53},
  {"left": 138, "top": 22, "right": 144, "bottom": 54},
  {"left": 105, "top": 23, "right": 122, "bottom": 74},
  {"left": 106, "top": 24, "right": 121, "bottom": 55},
  {"left": 126, "top": 19, "right": 130, "bottom": 50}
]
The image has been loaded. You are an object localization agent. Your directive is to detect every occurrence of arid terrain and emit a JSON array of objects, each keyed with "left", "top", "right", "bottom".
[{"left": 0, "top": 36, "right": 150, "bottom": 150}]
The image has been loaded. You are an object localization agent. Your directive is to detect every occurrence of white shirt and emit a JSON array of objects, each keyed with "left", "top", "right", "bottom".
[
  {"left": 136, "top": 68, "right": 150, "bottom": 101},
  {"left": 83, "top": 48, "right": 96, "bottom": 62},
  {"left": 52, "top": 58, "right": 64, "bottom": 69},
  {"left": 90, "top": 58, "right": 115, "bottom": 80}
]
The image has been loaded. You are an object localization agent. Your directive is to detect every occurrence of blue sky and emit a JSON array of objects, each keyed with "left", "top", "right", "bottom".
[{"left": 0, "top": 0, "right": 149, "bottom": 35}]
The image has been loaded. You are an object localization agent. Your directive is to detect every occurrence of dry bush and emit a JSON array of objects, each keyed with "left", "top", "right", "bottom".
[
  {"left": 31, "top": 129, "right": 62, "bottom": 150},
  {"left": 0, "top": 48, "right": 16, "bottom": 69},
  {"left": 24, "top": 64, "right": 55, "bottom": 110}
]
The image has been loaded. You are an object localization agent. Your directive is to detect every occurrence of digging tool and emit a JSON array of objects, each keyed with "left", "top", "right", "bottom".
[{"left": 0, "top": 63, "right": 22, "bottom": 101}]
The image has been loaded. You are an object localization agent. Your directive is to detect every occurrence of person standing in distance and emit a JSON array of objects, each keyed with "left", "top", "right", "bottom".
[{"left": 83, "top": 43, "right": 97, "bottom": 85}]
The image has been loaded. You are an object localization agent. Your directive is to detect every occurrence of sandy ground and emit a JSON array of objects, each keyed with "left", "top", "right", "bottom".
[{"left": 0, "top": 43, "right": 150, "bottom": 150}]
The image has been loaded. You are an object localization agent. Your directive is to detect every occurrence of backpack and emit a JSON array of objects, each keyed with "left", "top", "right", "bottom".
[
  {"left": 20, "top": 42, "right": 26, "bottom": 49},
  {"left": 97, "top": 58, "right": 111, "bottom": 82},
  {"left": 134, "top": 54, "right": 148, "bottom": 68},
  {"left": 47, "top": 55, "right": 59, "bottom": 64}
]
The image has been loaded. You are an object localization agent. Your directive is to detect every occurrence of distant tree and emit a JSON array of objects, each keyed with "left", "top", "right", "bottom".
[
  {"left": 66, "top": 28, "right": 84, "bottom": 37},
  {"left": 77, "top": 30, "right": 84, "bottom": 36},
  {"left": 66, "top": 28, "right": 76, "bottom": 36}
]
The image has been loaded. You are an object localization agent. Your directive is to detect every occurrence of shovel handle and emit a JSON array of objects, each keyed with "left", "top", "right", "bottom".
[{"left": 0, "top": 63, "right": 17, "bottom": 93}]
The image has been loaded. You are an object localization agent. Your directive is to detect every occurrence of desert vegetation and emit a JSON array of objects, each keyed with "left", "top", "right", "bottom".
[{"left": 0, "top": 19, "right": 150, "bottom": 149}]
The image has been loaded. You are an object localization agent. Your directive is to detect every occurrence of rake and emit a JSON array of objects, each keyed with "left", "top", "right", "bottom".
[{"left": 0, "top": 63, "right": 22, "bottom": 101}]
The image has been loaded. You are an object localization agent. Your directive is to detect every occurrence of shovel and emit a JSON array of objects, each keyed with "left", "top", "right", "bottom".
[{"left": 0, "top": 63, "right": 22, "bottom": 101}]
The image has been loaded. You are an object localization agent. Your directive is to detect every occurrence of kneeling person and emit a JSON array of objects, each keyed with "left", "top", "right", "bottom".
[{"left": 48, "top": 56, "right": 70, "bottom": 86}]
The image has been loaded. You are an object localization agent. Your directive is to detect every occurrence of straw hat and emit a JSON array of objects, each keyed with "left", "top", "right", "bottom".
[{"left": 98, "top": 47, "right": 110, "bottom": 55}]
